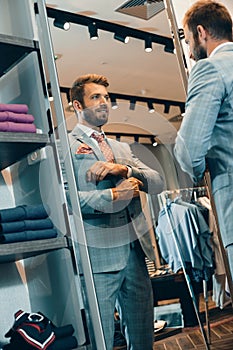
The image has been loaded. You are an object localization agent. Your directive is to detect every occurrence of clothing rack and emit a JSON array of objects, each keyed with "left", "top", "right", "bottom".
[
  {"left": 157, "top": 186, "right": 211, "bottom": 349},
  {"left": 158, "top": 186, "right": 207, "bottom": 210}
]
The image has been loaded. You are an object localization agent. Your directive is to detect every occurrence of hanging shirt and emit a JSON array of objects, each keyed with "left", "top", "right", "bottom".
[{"left": 156, "top": 198, "right": 214, "bottom": 281}]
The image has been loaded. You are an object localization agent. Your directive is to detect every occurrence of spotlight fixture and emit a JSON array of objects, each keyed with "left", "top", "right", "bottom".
[
  {"left": 145, "top": 37, "right": 153, "bottom": 53},
  {"left": 110, "top": 96, "right": 118, "bottom": 110},
  {"left": 48, "top": 89, "right": 54, "bottom": 102},
  {"left": 88, "top": 22, "right": 98, "bottom": 40},
  {"left": 164, "top": 103, "right": 170, "bottom": 114},
  {"left": 129, "top": 98, "right": 136, "bottom": 111},
  {"left": 147, "top": 101, "right": 155, "bottom": 113},
  {"left": 113, "top": 32, "right": 130, "bottom": 44},
  {"left": 53, "top": 18, "right": 70, "bottom": 31},
  {"left": 150, "top": 136, "right": 158, "bottom": 147},
  {"left": 178, "top": 28, "right": 185, "bottom": 40}
]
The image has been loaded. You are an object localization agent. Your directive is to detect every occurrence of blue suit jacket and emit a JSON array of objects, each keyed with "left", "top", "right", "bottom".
[
  {"left": 174, "top": 43, "right": 233, "bottom": 248},
  {"left": 69, "top": 125, "right": 164, "bottom": 272}
]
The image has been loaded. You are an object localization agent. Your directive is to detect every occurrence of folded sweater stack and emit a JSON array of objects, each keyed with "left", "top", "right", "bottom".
[
  {"left": 0, "top": 204, "right": 57, "bottom": 243},
  {"left": 3, "top": 310, "right": 78, "bottom": 350},
  {"left": 0, "top": 103, "right": 37, "bottom": 133}
]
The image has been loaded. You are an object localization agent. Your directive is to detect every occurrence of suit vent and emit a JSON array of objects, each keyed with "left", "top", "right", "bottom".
[{"left": 116, "top": 0, "right": 165, "bottom": 20}]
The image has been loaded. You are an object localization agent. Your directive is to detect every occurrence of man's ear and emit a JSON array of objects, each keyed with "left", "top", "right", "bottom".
[
  {"left": 73, "top": 99, "right": 83, "bottom": 112},
  {"left": 197, "top": 25, "right": 207, "bottom": 41}
]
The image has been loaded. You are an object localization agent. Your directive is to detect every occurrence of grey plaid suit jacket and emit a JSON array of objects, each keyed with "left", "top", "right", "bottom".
[
  {"left": 69, "top": 125, "right": 164, "bottom": 273},
  {"left": 174, "top": 43, "right": 233, "bottom": 248}
]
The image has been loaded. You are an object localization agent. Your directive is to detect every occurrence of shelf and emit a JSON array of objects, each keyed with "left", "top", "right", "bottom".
[
  {"left": 0, "top": 132, "right": 49, "bottom": 170},
  {"left": 0, "top": 33, "right": 39, "bottom": 77},
  {"left": 0, "top": 236, "right": 69, "bottom": 263}
]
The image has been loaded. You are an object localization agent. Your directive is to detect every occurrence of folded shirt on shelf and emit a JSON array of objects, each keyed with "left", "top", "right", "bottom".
[
  {"left": 0, "top": 103, "right": 29, "bottom": 114},
  {"left": 0, "top": 204, "right": 50, "bottom": 222},
  {"left": 0, "top": 121, "right": 36, "bottom": 133},
  {"left": 0, "top": 205, "right": 58, "bottom": 244},
  {"left": 0, "top": 228, "right": 58, "bottom": 243},
  {"left": 0, "top": 111, "right": 34, "bottom": 124},
  {"left": 0, "top": 218, "right": 54, "bottom": 233}
]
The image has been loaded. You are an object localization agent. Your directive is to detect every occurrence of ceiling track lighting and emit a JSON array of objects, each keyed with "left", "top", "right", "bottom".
[
  {"left": 46, "top": 7, "right": 174, "bottom": 53},
  {"left": 88, "top": 22, "right": 98, "bottom": 40},
  {"left": 145, "top": 37, "right": 153, "bottom": 53},
  {"left": 147, "top": 101, "right": 155, "bottom": 113},
  {"left": 53, "top": 18, "right": 70, "bottom": 31},
  {"left": 56, "top": 85, "right": 185, "bottom": 115},
  {"left": 105, "top": 132, "right": 158, "bottom": 145},
  {"left": 113, "top": 32, "right": 130, "bottom": 44}
]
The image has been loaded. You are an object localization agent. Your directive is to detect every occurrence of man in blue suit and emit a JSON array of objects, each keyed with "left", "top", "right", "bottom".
[
  {"left": 68, "top": 74, "right": 164, "bottom": 349},
  {"left": 174, "top": 1, "right": 233, "bottom": 286}
]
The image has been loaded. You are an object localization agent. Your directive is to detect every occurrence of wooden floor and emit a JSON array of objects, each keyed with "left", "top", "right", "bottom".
[
  {"left": 113, "top": 294, "right": 233, "bottom": 350},
  {"left": 153, "top": 300, "right": 233, "bottom": 350}
]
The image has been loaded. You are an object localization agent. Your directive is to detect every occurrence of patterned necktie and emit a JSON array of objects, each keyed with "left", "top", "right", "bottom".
[{"left": 91, "top": 132, "right": 114, "bottom": 163}]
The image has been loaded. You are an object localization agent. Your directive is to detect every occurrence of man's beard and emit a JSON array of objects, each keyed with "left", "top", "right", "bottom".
[
  {"left": 193, "top": 39, "right": 207, "bottom": 61},
  {"left": 82, "top": 104, "right": 109, "bottom": 127}
]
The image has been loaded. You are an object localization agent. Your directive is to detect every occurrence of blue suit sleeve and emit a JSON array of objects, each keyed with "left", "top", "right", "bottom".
[{"left": 174, "top": 59, "right": 224, "bottom": 182}]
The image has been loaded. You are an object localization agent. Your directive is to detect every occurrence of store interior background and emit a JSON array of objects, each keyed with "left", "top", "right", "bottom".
[
  {"left": 46, "top": 0, "right": 233, "bottom": 326},
  {"left": 46, "top": 0, "right": 233, "bottom": 192},
  {"left": 46, "top": 0, "right": 186, "bottom": 193}
]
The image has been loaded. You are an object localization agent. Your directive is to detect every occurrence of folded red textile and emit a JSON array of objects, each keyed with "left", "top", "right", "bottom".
[
  {"left": 0, "top": 103, "right": 29, "bottom": 113},
  {"left": 0, "top": 121, "right": 36, "bottom": 133},
  {"left": 0, "top": 111, "right": 34, "bottom": 123}
]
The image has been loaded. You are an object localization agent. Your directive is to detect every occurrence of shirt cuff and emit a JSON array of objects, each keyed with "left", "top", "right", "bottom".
[{"left": 126, "top": 165, "right": 132, "bottom": 178}]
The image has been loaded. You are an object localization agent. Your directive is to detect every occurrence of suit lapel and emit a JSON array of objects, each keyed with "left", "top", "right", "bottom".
[{"left": 71, "top": 125, "right": 107, "bottom": 161}]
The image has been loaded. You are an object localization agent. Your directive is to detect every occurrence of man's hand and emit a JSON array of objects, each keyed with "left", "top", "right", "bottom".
[
  {"left": 112, "top": 177, "right": 143, "bottom": 201},
  {"left": 86, "top": 161, "right": 128, "bottom": 182}
]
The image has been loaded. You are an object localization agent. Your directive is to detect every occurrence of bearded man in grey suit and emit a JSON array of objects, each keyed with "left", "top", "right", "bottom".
[
  {"left": 174, "top": 1, "right": 233, "bottom": 287},
  {"left": 68, "top": 73, "right": 164, "bottom": 349}
]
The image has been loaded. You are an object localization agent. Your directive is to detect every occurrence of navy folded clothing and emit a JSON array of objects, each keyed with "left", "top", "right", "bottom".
[
  {"left": 0, "top": 103, "right": 29, "bottom": 113},
  {"left": 0, "top": 229, "right": 57, "bottom": 243},
  {"left": 0, "top": 204, "right": 50, "bottom": 222},
  {"left": 53, "top": 324, "right": 74, "bottom": 338},
  {"left": 0, "top": 218, "right": 53, "bottom": 233},
  {"left": 49, "top": 336, "right": 78, "bottom": 349},
  {"left": 3, "top": 336, "right": 77, "bottom": 350}
]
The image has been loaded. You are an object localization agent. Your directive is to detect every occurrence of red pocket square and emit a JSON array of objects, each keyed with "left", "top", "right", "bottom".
[{"left": 76, "top": 144, "right": 94, "bottom": 154}]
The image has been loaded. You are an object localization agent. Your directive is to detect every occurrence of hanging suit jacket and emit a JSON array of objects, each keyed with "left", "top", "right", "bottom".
[
  {"left": 156, "top": 198, "right": 214, "bottom": 280},
  {"left": 68, "top": 125, "right": 164, "bottom": 273},
  {"left": 174, "top": 43, "right": 233, "bottom": 248}
]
